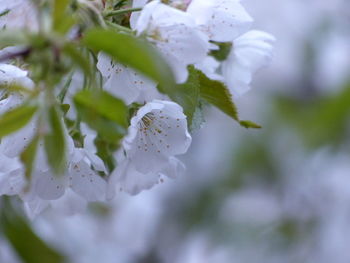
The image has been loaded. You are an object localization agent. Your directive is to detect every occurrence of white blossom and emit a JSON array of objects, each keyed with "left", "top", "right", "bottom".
[
  {"left": 30, "top": 136, "right": 107, "bottom": 202},
  {"left": 130, "top": 0, "right": 148, "bottom": 29},
  {"left": 0, "top": 63, "right": 34, "bottom": 88},
  {"left": 122, "top": 100, "right": 191, "bottom": 173},
  {"left": 187, "top": 0, "right": 253, "bottom": 43},
  {"left": 0, "top": 0, "right": 276, "bottom": 212},
  {"left": 194, "top": 56, "right": 222, "bottom": 81},
  {"left": 166, "top": 0, "right": 192, "bottom": 10},
  {"left": 222, "top": 30, "right": 276, "bottom": 96},
  {"left": 0, "top": 64, "right": 36, "bottom": 157},
  {"left": 0, "top": 153, "right": 25, "bottom": 196},
  {"left": 108, "top": 152, "right": 185, "bottom": 196},
  {"left": 0, "top": 0, "right": 38, "bottom": 31},
  {"left": 107, "top": 99, "right": 191, "bottom": 195},
  {"left": 23, "top": 188, "right": 89, "bottom": 218},
  {"left": 0, "top": 118, "right": 37, "bottom": 158},
  {"left": 97, "top": 53, "right": 160, "bottom": 105},
  {"left": 134, "top": 0, "right": 209, "bottom": 83}
]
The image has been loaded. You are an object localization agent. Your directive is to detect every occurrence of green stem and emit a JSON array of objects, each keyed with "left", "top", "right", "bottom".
[
  {"left": 105, "top": 21, "right": 133, "bottom": 33},
  {"left": 103, "top": 7, "right": 142, "bottom": 18}
]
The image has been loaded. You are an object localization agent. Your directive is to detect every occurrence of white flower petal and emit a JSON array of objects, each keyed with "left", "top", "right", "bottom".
[
  {"left": 159, "top": 156, "right": 185, "bottom": 179},
  {"left": 0, "top": 0, "right": 38, "bottom": 31},
  {"left": 0, "top": 63, "right": 27, "bottom": 81},
  {"left": 108, "top": 154, "right": 185, "bottom": 196},
  {"left": 34, "top": 171, "right": 66, "bottom": 200},
  {"left": 108, "top": 157, "right": 160, "bottom": 196},
  {"left": 69, "top": 160, "right": 107, "bottom": 201},
  {"left": 187, "top": 0, "right": 253, "bottom": 42},
  {"left": 134, "top": 1, "right": 209, "bottom": 84},
  {"left": 51, "top": 189, "right": 87, "bottom": 215},
  {"left": 130, "top": 0, "right": 149, "bottom": 30},
  {"left": 0, "top": 153, "right": 25, "bottom": 196},
  {"left": 104, "top": 65, "right": 147, "bottom": 104},
  {"left": 0, "top": 118, "right": 37, "bottom": 158},
  {"left": 123, "top": 100, "right": 191, "bottom": 173},
  {"left": 134, "top": 0, "right": 160, "bottom": 34},
  {"left": 23, "top": 197, "right": 49, "bottom": 219},
  {"left": 0, "top": 170, "right": 26, "bottom": 196},
  {"left": 195, "top": 56, "right": 223, "bottom": 81},
  {"left": 222, "top": 30, "right": 275, "bottom": 96},
  {"left": 97, "top": 53, "right": 158, "bottom": 104}
]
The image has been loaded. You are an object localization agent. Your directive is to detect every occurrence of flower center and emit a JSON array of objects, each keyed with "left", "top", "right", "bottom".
[
  {"left": 140, "top": 113, "right": 155, "bottom": 129},
  {"left": 137, "top": 111, "right": 172, "bottom": 153}
]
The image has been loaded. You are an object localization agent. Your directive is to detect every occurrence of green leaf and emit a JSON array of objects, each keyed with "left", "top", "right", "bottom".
[
  {"left": 0, "top": 197, "right": 65, "bottom": 263},
  {"left": 44, "top": 106, "right": 66, "bottom": 175},
  {"left": 20, "top": 136, "right": 39, "bottom": 179},
  {"left": 0, "top": 105, "right": 38, "bottom": 138},
  {"left": 191, "top": 101, "right": 206, "bottom": 131},
  {"left": 197, "top": 70, "right": 261, "bottom": 129},
  {"left": 239, "top": 120, "right": 262, "bottom": 129},
  {"left": 94, "top": 136, "right": 118, "bottom": 173},
  {"left": 114, "top": 0, "right": 128, "bottom": 9},
  {"left": 74, "top": 89, "right": 128, "bottom": 126},
  {"left": 53, "top": 0, "right": 69, "bottom": 23},
  {"left": 209, "top": 42, "right": 232, "bottom": 61},
  {"left": 198, "top": 70, "right": 238, "bottom": 120},
  {"left": 74, "top": 89, "right": 128, "bottom": 143},
  {"left": 82, "top": 28, "right": 175, "bottom": 92},
  {"left": 168, "top": 66, "right": 200, "bottom": 128},
  {"left": 53, "top": 0, "right": 74, "bottom": 33}
]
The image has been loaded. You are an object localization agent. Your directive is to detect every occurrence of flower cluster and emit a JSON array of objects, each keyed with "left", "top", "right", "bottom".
[{"left": 0, "top": 0, "right": 274, "bottom": 216}]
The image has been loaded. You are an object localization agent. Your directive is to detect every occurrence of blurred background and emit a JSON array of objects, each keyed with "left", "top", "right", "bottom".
[{"left": 1, "top": 0, "right": 350, "bottom": 262}]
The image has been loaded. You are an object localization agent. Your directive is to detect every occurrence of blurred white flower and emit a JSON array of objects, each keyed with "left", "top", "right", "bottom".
[
  {"left": 0, "top": 0, "right": 38, "bottom": 31},
  {"left": 0, "top": 63, "right": 34, "bottom": 88},
  {"left": 0, "top": 153, "right": 25, "bottom": 196},
  {"left": 108, "top": 153, "right": 184, "bottom": 196},
  {"left": 130, "top": 0, "right": 148, "bottom": 29},
  {"left": 0, "top": 64, "right": 36, "bottom": 157},
  {"left": 31, "top": 137, "right": 107, "bottom": 202},
  {"left": 20, "top": 134, "right": 107, "bottom": 216}
]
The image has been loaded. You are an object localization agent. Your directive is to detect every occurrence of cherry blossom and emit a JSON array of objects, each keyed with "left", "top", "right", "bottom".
[
  {"left": 0, "top": 153, "right": 25, "bottom": 196},
  {"left": 187, "top": 0, "right": 253, "bottom": 42},
  {"left": 108, "top": 152, "right": 185, "bottom": 196},
  {"left": 29, "top": 136, "right": 107, "bottom": 202},
  {"left": 0, "top": 0, "right": 276, "bottom": 215},
  {"left": 0, "top": 0, "right": 38, "bottom": 31},
  {"left": 222, "top": 30, "right": 276, "bottom": 96},
  {"left": 134, "top": 0, "right": 210, "bottom": 83},
  {"left": 0, "top": 63, "right": 34, "bottom": 88},
  {"left": 0, "top": 64, "right": 36, "bottom": 157},
  {"left": 97, "top": 53, "right": 160, "bottom": 105},
  {"left": 107, "top": 99, "right": 191, "bottom": 196},
  {"left": 122, "top": 100, "right": 191, "bottom": 173}
]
